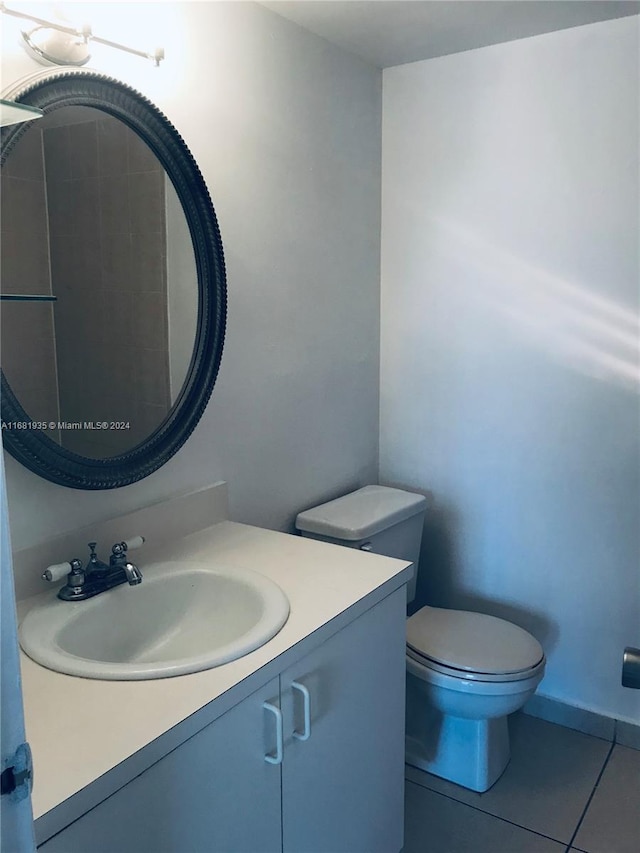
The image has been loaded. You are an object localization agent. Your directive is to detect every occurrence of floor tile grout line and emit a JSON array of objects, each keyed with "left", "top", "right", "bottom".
[
  {"left": 404, "top": 777, "right": 570, "bottom": 847},
  {"left": 565, "top": 739, "right": 616, "bottom": 851}
]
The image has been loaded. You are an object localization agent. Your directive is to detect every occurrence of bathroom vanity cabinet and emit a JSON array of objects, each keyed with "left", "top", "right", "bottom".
[{"left": 37, "top": 588, "right": 406, "bottom": 853}]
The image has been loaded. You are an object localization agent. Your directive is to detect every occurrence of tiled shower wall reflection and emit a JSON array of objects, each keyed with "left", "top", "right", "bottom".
[
  {"left": 0, "top": 126, "right": 61, "bottom": 442},
  {"left": 1, "top": 109, "right": 171, "bottom": 459},
  {"left": 43, "top": 110, "right": 171, "bottom": 457}
]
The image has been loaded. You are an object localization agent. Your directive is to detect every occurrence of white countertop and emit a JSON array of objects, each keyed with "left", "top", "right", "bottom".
[{"left": 18, "top": 521, "right": 411, "bottom": 838}]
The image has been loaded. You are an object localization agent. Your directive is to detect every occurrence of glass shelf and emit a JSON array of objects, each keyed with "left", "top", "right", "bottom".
[
  {"left": 0, "top": 99, "right": 44, "bottom": 128},
  {"left": 0, "top": 294, "right": 57, "bottom": 302}
]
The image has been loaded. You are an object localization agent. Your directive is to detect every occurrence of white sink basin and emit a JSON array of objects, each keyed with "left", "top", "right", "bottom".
[{"left": 19, "top": 561, "right": 290, "bottom": 680}]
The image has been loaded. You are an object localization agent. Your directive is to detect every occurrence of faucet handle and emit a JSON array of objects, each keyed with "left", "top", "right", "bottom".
[
  {"left": 123, "top": 535, "right": 145, "bottom": 551},
  {"left": 110, "top": 535, "right": 145, "bottom": 563},
  {"left": 110, "top": 537, "right": 144, "bottom": 585},
  {"left": 111, "top": 535, "right": 145, "bottom": 555},
  {"left": 42, "top": 558, "right": 82, "bottom": 583}
]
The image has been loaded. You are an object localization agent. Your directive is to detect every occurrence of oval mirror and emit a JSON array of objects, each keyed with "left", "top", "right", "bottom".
[{"left": 0, "top": 71, "right": 226, "bottom": 489}]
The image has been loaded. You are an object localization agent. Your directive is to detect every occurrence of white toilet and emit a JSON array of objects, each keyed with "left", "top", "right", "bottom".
[{"left": 296, "top": 485, "right": 546, "bottom": 793}]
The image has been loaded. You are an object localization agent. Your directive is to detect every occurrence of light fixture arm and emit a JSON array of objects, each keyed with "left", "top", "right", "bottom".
[{"left": 1, "top": 2, "right": 165, "bottom": 66}]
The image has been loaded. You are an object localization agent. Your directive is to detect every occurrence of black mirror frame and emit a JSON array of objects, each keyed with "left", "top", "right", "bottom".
[{"left": 0, "top": 70, "right": 226, "bottom": 489}]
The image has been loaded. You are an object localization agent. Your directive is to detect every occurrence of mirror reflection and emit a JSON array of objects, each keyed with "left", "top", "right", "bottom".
[{"left": 0, "top": 106, "right": 198, "bottom": 459}]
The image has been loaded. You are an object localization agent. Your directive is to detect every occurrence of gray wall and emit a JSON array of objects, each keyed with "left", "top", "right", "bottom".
[
  {"left": 380, "top": 17, "right": 639, "bottom": 721},
  {"left": 2, "top": 2, "right": 637, "bottom": 726},
  {"left": 1, "top": 1, "right": 381, "bottom": 549}
]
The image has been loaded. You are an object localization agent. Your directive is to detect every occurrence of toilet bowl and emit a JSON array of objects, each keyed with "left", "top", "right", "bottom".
[
  {"left": 405, "top": 604, "right": 545, "bottom": 791},
  {"left": 295, "top": 486, "right": 546, "bottom": 794}
]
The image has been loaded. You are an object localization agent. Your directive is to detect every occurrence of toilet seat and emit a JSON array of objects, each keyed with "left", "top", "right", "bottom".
[
  {"left": 407, "top": 605, "right": 544, "bottom": 681},
  {"left": 406, "top": 645, "right": 546, "bottom": 684}
]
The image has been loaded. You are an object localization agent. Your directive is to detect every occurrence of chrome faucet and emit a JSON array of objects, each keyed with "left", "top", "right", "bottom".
[
  {"left": 44, "top": 537, "right": 144, "bottom": 601},
  {"left": 109, "top": 540, "right": 143, "bottom": 585}
]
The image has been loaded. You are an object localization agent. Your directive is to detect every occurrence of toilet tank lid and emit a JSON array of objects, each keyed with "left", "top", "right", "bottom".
[{"left": 295, "top": 485, "right": 427, "bottom": 541}]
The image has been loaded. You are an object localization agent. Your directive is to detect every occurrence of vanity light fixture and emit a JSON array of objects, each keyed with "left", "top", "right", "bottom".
[{"left": 0, "top": 2, "right": 165, "bottom": 67}]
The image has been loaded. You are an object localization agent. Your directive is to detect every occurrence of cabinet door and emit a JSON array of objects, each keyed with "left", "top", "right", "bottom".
[
  {"left": 280, "top": 588, "right": 407, "bottom": 853},
  {"left": 38, "top": 678, "right": 282, "bottom": 853}
]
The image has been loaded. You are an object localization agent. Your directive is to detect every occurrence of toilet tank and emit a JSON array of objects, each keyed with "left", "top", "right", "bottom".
[{"left": 295, "top": 485, "right": 427, "bottom": 603}]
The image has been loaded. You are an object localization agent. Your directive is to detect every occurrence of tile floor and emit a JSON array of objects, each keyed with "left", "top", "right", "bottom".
[{"left": 403, "top": 712, "right": 640, "bottom": 853}]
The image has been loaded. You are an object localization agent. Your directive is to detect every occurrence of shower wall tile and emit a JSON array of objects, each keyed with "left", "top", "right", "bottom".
[
  {"left": 135, "top": 348, "right": 171, "bottom": 407},
  {"left": 134, "top": 291, "right": 169, "bottom": 349},
  {"left": 127, "top": 130, "right": 158, "bottom": 173},
  {"left": 3, "top": 174, "right": 49, "bottom": 240},
  {"left": 2, "top": 124, "right": 45, "bottom": 180},
  {"left": 41, "top": 125, "right": 72, "bottom": 181},
  {"left": 41, "top": 113, "right": 171, "bottom": 459},
  {"left": 99, "top": 174, "right": 131, "bottom": 235},
  {"left": 0, "top": 232, "right": 51, "bottom": 294},
  {"left": 97, "top": 116, "right": 129, "bottom": 177},
  {"left": 130, "top": 238, "right": 166, "bottom": 292},
  {"left": 101, "top": 232, "right": 133, "bottom": 289},
  {"left": 0, "top": 129, "right": 59, "bottom": 432},
  {"left": 44, "top": 178, "right": 72, "bottom": 237},
  {"left": 70, "top": 121, "right": 98, "bottom": 179},
  {"left": 2, "top": 114, "right": 172, "bottom": 462},
  {"left": 66, "top": 177, "right": 101, "bottom": 240},
  {"left": 129, "top": 170, "right": 166, "bottom": 234},
  {"left": 20, "top": 301, "right": 57, "bottom": 342},
  {"left": 102, "top": 290, "right": 135, "bottom": 340},
  {"left": 1, "top": 304, "right": 54, "bottom": 380}
]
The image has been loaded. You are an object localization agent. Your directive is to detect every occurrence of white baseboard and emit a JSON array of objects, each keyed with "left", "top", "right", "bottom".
[{"left": 523, "top": 693, "right": 640, "bottom": 750}]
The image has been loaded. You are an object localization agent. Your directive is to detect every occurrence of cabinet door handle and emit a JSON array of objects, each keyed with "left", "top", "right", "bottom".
[
  {"left": 262, "top": 701, "right": 283, "bottom": 765},
  {"left": 291, "top": 680, "right": 311, "bottom": 741}
]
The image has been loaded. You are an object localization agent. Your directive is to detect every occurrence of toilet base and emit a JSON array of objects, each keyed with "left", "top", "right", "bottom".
[{"left": 405, "top": 702, "right": 510, "bottom": 793}]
